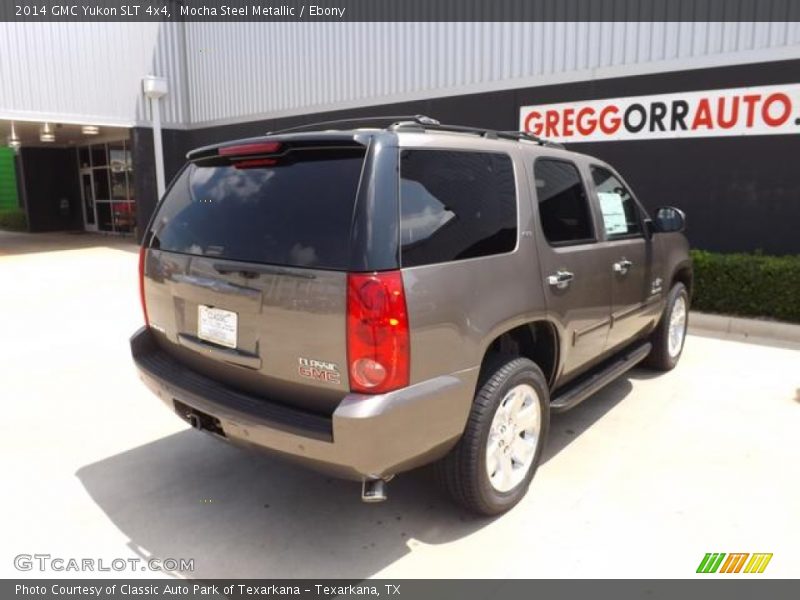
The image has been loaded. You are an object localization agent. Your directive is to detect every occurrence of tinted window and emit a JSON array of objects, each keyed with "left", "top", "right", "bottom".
[
  {"left": 400, "top": 150, "right": 517, "bottom": 267},
  {"left": 591, "top": 166, "right": 642, "bottom": 238},
  {"left": 150, "top": 149, "right": 365, "bottom": 269},
  {"left": 534, "top": 159, "right": 594, "bottom": 244}
]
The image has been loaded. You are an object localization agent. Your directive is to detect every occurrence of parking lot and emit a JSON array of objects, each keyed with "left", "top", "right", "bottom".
[{"left": 1, "top": 231, "right": 798, "bottom": 579}]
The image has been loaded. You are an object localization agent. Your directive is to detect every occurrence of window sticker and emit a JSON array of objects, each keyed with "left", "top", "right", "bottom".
[{"left": 598, "top": 192, "right": 628, "bottom": 235}]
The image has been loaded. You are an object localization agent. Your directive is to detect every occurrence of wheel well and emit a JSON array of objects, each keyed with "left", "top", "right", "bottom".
[
  {"left": 672, "top": 265, "right": 693, "bottom": 299},
  {"left": 481, "top": 322, "right": 558, "bottom": 387}
]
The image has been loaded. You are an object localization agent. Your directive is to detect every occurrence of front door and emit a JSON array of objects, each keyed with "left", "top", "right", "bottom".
[
  {"left": 589, "top": 164, "right": 654, "bottom": 351},
  {"left": 530, "top": 157, "right": 612, "bottom": 380},
  {"left": 80, "top": 170, "right": 97, "bottom": 231}
]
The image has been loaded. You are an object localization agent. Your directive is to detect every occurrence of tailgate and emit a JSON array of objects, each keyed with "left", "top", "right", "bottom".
[
  {"left": 144, "top": 251, "right": 348, "bottom": 415},
  {"left": 141, "top": 142, "right": 368, "bottom": 415}
]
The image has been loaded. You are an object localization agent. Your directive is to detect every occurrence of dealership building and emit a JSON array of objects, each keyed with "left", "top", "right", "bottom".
[{"left": 1, "top": 19, "right": 799, "bottom": 254}]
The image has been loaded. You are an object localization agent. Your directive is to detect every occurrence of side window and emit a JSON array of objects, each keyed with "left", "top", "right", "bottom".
[
  {"left": 399, "top": 150, "right": 517, "bottom": 267},
  {"left": 533, "top": 159, "right": 594, "bottom": 245},
  {"left": 591, "top": 166, "right": 642, "bottom": 238}
]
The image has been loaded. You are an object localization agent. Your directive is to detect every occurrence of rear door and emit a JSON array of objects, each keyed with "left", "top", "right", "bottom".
[
  {"left": 588, "top": 164, "right": 655, "bottom": 351},
  {"left": 142, "top": 142, "right": 368, "bottom": 415},
  {"left": 530, "top": 157, "right": 612, "bottom": 380}
]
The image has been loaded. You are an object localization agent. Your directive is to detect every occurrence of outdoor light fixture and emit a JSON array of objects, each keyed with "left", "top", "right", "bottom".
[
  {"left": 7, "top": 122, "right": 21, "bottom": 151},
  {"left": 40, "top": 122, "right": 55, "bottom": 143},
  {"left": 142, "top": 74, "right": 169, "bottom": 197},
  {"left": 81, "top": 125, "right": 100, "bottom": 135}
]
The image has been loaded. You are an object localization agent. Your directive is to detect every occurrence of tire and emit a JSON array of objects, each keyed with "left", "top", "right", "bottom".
[
  {"left": 436, "top": 356, "right": 550, "bottom": 516},
  {"left": 644, "top": 282, "right": 689, "bottom": 371}
]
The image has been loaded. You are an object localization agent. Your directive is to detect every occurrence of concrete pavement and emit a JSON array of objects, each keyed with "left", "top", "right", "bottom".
[{"left": 1, "top": 233, "right": 798, "bottom": 579}]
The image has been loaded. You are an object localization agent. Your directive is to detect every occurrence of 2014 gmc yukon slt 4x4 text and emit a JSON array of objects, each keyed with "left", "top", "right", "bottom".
[{"left": 130, "top": 116, "right": 692, "bottom": 515}]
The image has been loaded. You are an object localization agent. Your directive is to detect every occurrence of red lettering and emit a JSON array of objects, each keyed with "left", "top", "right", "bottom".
[
  {"left": 598, "top": 106, "right": 620, "bottom": 134},
  {"left": 762, "top": 92, "right": 791, "bottom": 127},
  {"left": 562, "top": 108, "right": 575, "bottom": 137},
  {"left": 692, "top": 99, "right": 714, "bottom": 129},
  {"left": 576, "top": 107, "right": 597, "bottom": 136},
  {"left": 717, "top": 97, "right": 739, "bottom": 129},
  {"left": 544, "top": 110, "right": 560, "bottom": 138},
  {"left": 742, "top": 94, "right": 761, "bottom": 127},
  {"left": 298, "top": 365, "right": 340, "bottom": 384},
  {"left": 524, "top": 110, "right": 543, "bottom": 136}
]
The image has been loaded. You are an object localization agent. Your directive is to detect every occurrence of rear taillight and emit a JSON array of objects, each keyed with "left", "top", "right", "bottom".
[
  {"left": 346, "top": 271, "right": 409, "bottom": 394},
  {"left": 138, "top": 245, "right": 149, "bottom": 327}
]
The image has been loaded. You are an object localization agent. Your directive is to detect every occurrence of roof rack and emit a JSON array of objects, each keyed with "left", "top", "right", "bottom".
[
  {"left": 267, "top": 115, "right": 441, "bottom": 135},
  {"left": 268, "top": 114, "right": 565, "bottom": 148},
  {"left": 497, "top": 131, "right": 566, "bottom": 149}
]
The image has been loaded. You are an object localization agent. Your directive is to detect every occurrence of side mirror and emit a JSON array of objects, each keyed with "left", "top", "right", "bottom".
[{"left": 653, "top": 206, "right": 686, "bottom": 233}]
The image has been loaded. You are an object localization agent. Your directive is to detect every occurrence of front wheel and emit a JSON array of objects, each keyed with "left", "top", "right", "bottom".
[
  {"left": 645, "top": 282, "right": 689, "bottom": 371},
  {"left": 436, "top": 356, "right": 550, "bottom": 515}
]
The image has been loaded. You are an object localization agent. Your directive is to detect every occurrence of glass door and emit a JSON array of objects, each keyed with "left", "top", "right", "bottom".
[
  {"left": 80, "top": 170, "right": 98, "bottom": 231},
  {"left": 77, "top": 140, "right": 135, "bottom": 234}
]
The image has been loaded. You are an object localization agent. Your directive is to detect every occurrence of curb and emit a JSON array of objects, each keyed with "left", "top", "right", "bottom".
[{"left": 689, "top": 311, "right": 800, "bottom": 345}]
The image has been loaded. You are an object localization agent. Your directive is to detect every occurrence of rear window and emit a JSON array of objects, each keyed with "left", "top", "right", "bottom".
[
  {"left": 399, "top": 149, "right": 517, "bottom": 267},
  {"left": 533, "top": 159, "right": 594, "bottom": 245},
  {"left": 149, "top": 149, "right": 365, "bottom": 269}
]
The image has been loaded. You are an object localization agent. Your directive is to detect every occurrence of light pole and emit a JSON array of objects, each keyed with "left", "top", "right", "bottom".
[{"left": 142, "top": 75, "right": 168, "bottom": 198}]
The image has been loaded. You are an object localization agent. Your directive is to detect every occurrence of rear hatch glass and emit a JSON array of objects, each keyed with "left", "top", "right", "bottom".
[{"left": 150, "top": 147, "right": 365, "bottom": 269}]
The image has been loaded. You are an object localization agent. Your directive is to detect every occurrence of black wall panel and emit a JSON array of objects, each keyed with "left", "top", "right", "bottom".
[
  {"left": 131, "top": 126, "right": 193, "bottom": 240},
  {"left": 139, "top": 58, "right": 800, "bottom": 253},
  {"left": 20, "top": 147, "right": 82, "bottom": 233}
]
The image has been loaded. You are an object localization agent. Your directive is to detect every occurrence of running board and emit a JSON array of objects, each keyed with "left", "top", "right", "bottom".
[{"left": 550, "top": 342, "right": 652, "bottom": 413}]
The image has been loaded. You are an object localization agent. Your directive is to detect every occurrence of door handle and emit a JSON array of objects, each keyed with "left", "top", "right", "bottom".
[
  {"left": 613, "top": 259, "right": 633, "bottom": 275},
  {"left": 547, "top": 270, "right": 574, "bottom": 289}
]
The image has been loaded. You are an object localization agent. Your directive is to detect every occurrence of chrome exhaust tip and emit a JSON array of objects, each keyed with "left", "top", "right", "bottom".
[{"left": 361, "top": 478, "right": 388, "bottom": 503}]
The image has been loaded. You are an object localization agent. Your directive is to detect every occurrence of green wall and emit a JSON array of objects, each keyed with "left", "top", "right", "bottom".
[{"left": 0, "top": 147, "right": 20, "bottom": 210}]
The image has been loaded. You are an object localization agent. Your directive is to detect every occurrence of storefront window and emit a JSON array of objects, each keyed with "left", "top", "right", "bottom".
[
  {"left": 95, "top": 201, "right": 113, "bottom": 231},
  {"left": 79, "top": 139, "right": 135, "bottom": 235},
  {"left": 108, "top": 142, "right": 126, "bottom": 172},
  {"left": 90, "top": 144, "right": 107, "bottom": 167},
  {"left": 112, "top": 201, "right": 135, "bottom": 233}
]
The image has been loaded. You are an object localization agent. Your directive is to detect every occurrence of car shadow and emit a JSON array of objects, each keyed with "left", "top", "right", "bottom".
[
  {"left": 76, "top": 368, "right": 645, "bottom": 579},
  {"left": 76, "top": 430, "right": 491, "bottom": 580},
  {"left": 542, "top": 372, "right": 637, "bottom": 463}
]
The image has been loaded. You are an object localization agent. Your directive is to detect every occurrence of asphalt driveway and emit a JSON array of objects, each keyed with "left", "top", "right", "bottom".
[{"left": 1, "top": 232, "right": 798, "bottom": 579}]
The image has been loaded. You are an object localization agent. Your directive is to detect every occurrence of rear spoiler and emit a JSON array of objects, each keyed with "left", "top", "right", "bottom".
[{"left": 186, "top": 133, "right": 372, "bottom": 162}]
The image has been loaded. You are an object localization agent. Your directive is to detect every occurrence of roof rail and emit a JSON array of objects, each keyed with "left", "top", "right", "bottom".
[
  {"left": 267, "top": 114, "right": 440, "bottom": 135},
  {"left": 498, "top": 131, "right": 566, "bottom": 149},
  {"left": 389, "top": 121, "right": 565, "bottom": 148},
  {"left": 266, "top": 114, "right": 565, "bottom": 148}
]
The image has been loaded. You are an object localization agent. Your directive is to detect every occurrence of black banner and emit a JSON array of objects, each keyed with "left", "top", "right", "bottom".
[{"left": 3, "top": 0, "right": 800, "bottom": 22}]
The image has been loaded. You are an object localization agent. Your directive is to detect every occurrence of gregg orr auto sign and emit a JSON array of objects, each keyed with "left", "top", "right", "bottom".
[{"left": 520, "top": 84, "right": 800, "bottom": 142}]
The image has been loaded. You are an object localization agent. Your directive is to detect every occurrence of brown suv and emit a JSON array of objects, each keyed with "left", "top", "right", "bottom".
[{"left": 131, "top": 116, "right": 692, "bottom": 515}]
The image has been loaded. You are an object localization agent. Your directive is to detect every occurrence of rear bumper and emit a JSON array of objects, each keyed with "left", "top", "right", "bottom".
[{"left": 130, "top": 327, "right": 476, "bottom": 480}]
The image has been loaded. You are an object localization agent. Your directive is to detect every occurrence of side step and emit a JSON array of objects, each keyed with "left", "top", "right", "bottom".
[{"left": 550, "top": 342, "right": 652, "bottom": 413}]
